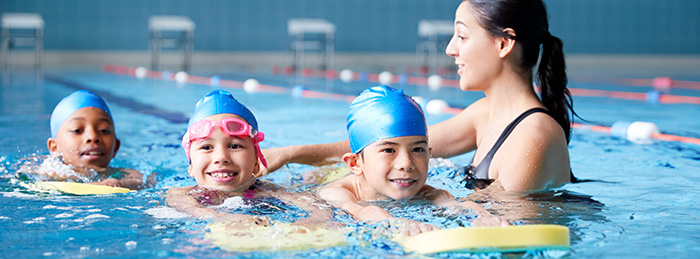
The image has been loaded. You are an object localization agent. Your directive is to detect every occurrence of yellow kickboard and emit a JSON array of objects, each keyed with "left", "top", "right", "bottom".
[
  {"left": 206, "top": 222, "right": 347, "bottom": 252},
  {"left": 34, "top": 181, "right": 132, "bottom": 195},
  {"left": 401, "top": 224, "right": 569, "bottom": 254}
]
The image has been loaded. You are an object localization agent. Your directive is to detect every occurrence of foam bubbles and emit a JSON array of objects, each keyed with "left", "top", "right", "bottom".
[{"left": 144, "top": 206, "right": 190, "bottom": 219}]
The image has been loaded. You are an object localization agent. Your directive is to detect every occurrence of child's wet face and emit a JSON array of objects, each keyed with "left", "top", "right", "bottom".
[
  {"left": 188, "top": 114, "right": 258, "bottom": 192},
  {"left": 358, "top": 135, "right": 429, "bottom": 201},
  {"left": 50, "top": 107, "right": 118, "bottom": 170}
]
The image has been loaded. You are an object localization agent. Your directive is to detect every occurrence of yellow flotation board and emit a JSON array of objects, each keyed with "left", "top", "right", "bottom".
[
  {"left": 206, "top": 222, "right": 347, "bottom": 252},
  {"left": 33, "top": 181, "right": 132, "bottom": 195},
  {"left": 399, "top": 224, "right": 569, "bottom": 254}
]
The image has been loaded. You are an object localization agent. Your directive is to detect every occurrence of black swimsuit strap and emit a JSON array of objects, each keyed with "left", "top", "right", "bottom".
[{"left": 471, "top": 108, "right": 550, "bottom": 178}]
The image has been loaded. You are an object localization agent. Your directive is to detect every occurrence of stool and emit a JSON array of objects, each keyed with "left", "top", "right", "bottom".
[
  {"left": 416, "top": 20, "right": 453, "bottom": 75},
  {"left": 288, "top": 18, "right": 335, "bottom": 74},
  {"left": 149, "top": 16, "right": 195, "bottom": 72},
  {"left": 1, "top": 13, "right": 44, "bottom": 71}
]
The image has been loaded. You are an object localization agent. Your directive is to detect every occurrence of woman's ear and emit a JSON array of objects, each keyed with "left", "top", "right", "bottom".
[
  {"left": 47, "top": 138, "right": 57, "bottom": 153},
  {"left": 188, "top": 164, "right": 194, "bottom": 178},
  {"left": 497, "top": 28, "right": 517, "bottom": 59},
  {"left": 342, "top": 153, "right": 364, "bottom": 176}
]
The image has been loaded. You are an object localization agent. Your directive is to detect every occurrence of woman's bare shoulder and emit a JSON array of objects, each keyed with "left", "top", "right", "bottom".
[{"left": 493, "top": 112, "right": 570, "bottom": 192}]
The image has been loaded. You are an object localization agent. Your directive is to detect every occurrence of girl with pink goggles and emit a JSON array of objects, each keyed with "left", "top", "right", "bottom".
[{"left": 181, "top": 117, "right": 267, "bottom": 168}]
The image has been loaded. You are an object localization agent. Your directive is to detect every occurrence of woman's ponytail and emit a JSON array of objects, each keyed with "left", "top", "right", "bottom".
[{"left": 537, "top": 33, "right": 573, "bottom": 143}]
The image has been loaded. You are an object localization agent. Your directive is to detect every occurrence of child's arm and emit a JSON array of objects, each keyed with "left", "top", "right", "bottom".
[
  {"left": 94, "top": 168, "right": 157, "bottom": 190},
  {"left": 165, "top": 186, "right": 269, "bottom": 226},
  {"left": 423, "top": 186, "right": 510, "bottom": 227},
  {"left": 318, "top": 181, "right": 440, "bottom": 236},
  {"left": 273, "top": 191, "right": 336, "bottom": 228}
]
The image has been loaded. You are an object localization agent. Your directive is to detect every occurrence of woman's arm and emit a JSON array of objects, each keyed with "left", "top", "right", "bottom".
[
  {"left": 258, "top": 140, "right": 351, "bottom": 176},
  {"left": 424, "top": 187, "right": 509, "bottom": 227},
  {"left": 426, "top": 99, "right": 485, "bottom": 158}
]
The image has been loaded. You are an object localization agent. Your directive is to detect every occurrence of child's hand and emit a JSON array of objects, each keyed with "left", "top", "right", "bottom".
[
  {"left": 457, "top": 201, "right": 510, "bottom": 227},
  {"left": 471, "top": 213, "right": 511, "bottom": 227},
  {"left": 395, "top": 219, "right": 440, "bottom": 236},
  {"left": 220, "top": 215, "right": 271, "bottom": 228},
  {"left": 39, "top": 171, "right": 67, "bottom": 181},
  {"left": 93, "top": 178, "right": 125, "bottom": 188}
]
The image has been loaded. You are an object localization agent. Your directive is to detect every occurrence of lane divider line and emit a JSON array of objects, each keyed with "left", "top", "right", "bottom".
[{"left": 102, "top": 64, "right": 700, "bottom": 146}]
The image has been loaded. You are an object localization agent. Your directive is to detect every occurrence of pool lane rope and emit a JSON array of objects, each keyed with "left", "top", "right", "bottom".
[
  {"left": 102, "top": 64, "right": 700, "bottom": 146},
  {"left": 273, "top": 66, "right": 700, "bottom": 105}
]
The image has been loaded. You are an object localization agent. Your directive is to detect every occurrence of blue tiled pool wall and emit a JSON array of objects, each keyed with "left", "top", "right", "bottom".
[{"left": 1, "top": 0, "right": 699, "bottom": 54}]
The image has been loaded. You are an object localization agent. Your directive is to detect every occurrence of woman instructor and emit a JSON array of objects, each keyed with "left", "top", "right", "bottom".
[{"left": 262, "top": 0, "right": 577, "bottom": 193}]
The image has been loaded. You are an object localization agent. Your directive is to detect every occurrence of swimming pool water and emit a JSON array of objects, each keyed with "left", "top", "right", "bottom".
[{"left": 1, "top": 68, "right": 699, "bottom": 258}]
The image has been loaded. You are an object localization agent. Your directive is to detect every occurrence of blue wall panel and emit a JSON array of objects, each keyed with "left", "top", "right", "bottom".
[{"left": 1, "top": 0, "right": 698, "bottom": 54}]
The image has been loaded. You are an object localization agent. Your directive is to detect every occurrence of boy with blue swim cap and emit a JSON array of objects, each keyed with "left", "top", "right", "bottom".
[
  {"left": 318, "top": 85, "right": 507, "bottom": 236},
  {"left": 43, "top": 90, "right": 152, "bottom": 189}
]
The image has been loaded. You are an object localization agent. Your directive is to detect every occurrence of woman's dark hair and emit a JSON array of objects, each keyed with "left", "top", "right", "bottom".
[{"left": 466, "top": 0, "right": 574, "bottom": 142}]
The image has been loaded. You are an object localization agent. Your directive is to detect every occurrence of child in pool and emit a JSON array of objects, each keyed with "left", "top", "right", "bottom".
[
  {"left": 165, "top": 90, "right": 332, "bottom": 226},
  {"left": 318, "top": 85, "right": 508, "bottom": 236},
  {"left": 24, "top": 90, "right": 152, "bottom": 190}
]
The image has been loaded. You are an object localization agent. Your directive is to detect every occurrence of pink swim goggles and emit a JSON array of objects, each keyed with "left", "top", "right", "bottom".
[{"left": 181, "top": 117, "right": 267, "bottom": 168}]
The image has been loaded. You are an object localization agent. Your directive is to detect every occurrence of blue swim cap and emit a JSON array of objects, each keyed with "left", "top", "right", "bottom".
[
  {"left": 347, "top": 85, "right": 427, "bottom": 153},
  {"left": 50, "top": 90, "right": 113, "bottom": 138},
  {"left": 189, "top": 90, "right": 258, "bottom": 129}
]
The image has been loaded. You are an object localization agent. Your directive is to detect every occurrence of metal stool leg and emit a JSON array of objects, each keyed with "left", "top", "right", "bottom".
[
  {"left": 35, "top": 28, "right": 43, "bottom": 71},
  {"left": 1, "top": 27, "right": 8, "bottom": 72},
  {"left": 183, "top": 30, "right": 193, "bottom": 72}
]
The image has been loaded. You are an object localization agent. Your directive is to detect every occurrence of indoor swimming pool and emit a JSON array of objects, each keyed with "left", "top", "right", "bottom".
[{"left": 1, "top": 66, "right": 699, "bottom": 258}]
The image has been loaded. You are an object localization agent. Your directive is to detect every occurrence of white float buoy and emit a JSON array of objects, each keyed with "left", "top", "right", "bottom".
[
  {"left": 339, "top": 69, "right": 353, "bottom": 83},
  {"left": 412, "top": 96, "right": 428, "bottom": 110},
  {"left": 378, "top": 71, "right": 393, "bottom": 85},
  {"left": 135, "top": 66, "right": 148, "bottom": 79},
  {"left": 626, "top": 121, "right": 660, "bottom": 144},
  {"left": 611, "top": 120, "right": 659, "bottom": 144},
  {"left": 425, "top": 99, "right": 448, "bottom": 115},
  {"left": 427, "top": 75, "right": 442, "bottom": 91},
  {"left": 210, "top": 76, "right": 221, "bottom": 87},
  {"left": 243, "top": 78, "right": 260, "bottom": 94},
  {"left": 291, "top": 85, "right": 305, "bottom": 98},
  {"left": 174, "top": 71, "right": 189, "bottom": 84}
]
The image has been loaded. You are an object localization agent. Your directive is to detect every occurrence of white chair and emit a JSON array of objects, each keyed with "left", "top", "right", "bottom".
[
  {"left": 1, "top": 13, "right": 44, "bottom": 71},
  {"left": 288, "top": 18, "right": 335, "bottom": 74},
  {"left": 416, "top": 20, "right": 453, "bottom": 74},
  {"left": 149, "top": 15, "right": 195, "bottom": 72}
]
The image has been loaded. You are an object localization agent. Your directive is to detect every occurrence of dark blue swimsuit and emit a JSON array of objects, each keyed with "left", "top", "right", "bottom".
[{"left": 463, "top": 108, "right": 577, "bottom": 189}]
